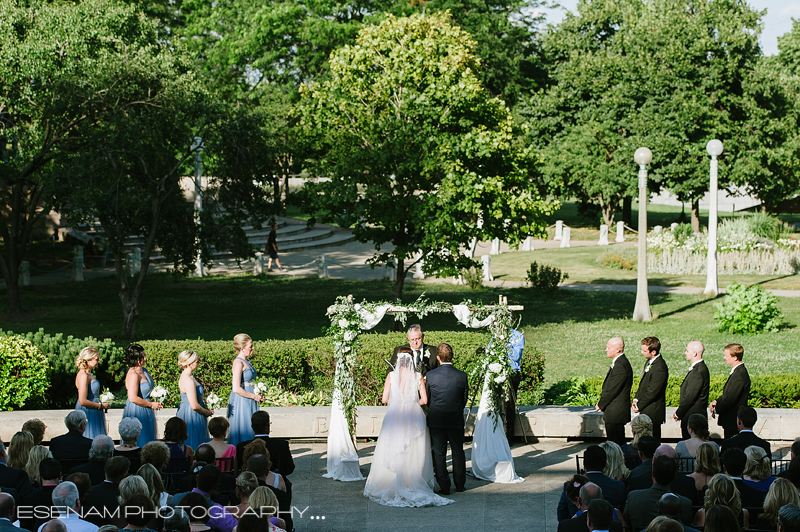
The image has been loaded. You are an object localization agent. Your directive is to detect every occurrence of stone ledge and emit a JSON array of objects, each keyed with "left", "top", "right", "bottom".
[{"left": 2, "top": 406, "right": 796, "bottom": 443}]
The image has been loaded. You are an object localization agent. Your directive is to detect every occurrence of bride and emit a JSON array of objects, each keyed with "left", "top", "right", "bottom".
[{"left": 363, "top": 349, "right": 453, "bottom": 507}]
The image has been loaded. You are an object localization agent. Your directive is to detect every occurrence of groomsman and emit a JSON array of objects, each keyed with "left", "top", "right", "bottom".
[
  {"left": 710, "top": 343, "right": 751, "bottom": 439},
  {"left": 673, "top": 341, "right": 710, "bottom": 440},
  {"left": 596, "top": 337, "right": 633, "bottom": 446},
  {"left": 632, "top": 337, "right": 668, "bottom": 441}
]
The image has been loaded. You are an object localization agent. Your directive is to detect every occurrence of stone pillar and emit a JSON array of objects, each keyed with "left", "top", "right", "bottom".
[
  {"left": 481, "top": 255, "right": 493, "bottom": 281},
  {"left": 254, "top": 252, "right": 264, "bottom": 275},
  {"left": 522, "top": 236, "right": 533, "bottom": 252},
  {"left": 598, "top": 225, "right": 609, "bottom": 246},
  {"left": 413, "top": 261, "right": 425, "bottom": 279},
  {"left": 653, "top": 225, "right": 663, "bottom": 234},
  {"left": 670, "top": 222, "right": 679, "bottom": 232},
  {"left": 554, "top": 220, "right": 563, "bottom": 241},
  {"left": 19, "top": 261, "right": 30, "bottom": 286},
  {"left": 72, "top": 247, "right": 85, "bottom": 282},
  {"left": 616, "top": 221, "right": 625, "bottom": 243},
  {"left": 131, "top": 247, "right": 142, "bottom": 277},
  {"left": 560, "top": 227, "right": 571, "bottom": 248},
  {"left": 452, "top": 274, "right": 464, "bottom": 285},
  {"left": 490, "top": 238, "right": 501, "bottom": 255},
  {"left": 386, "top": 258, "right": 396, "bottom": 281},
  {"left": 318, "top": 255, "right": 328, "bottom": 279}
]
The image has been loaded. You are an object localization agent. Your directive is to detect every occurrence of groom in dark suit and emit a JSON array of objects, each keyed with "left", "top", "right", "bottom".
[
  {"left": 632, "top": 336, "right": 668, "bottom": 441},
  {"left": 389, "top": 324, "right": 439, "bottom": 377},
  {"left": 426, "top": 343, "right": 468, "bottom": 495},
  {"left": 711, "top": 343, "right": 750, "bottom": 438},
  {"left": 673, "top": 340, "right": 710, "bottom": 439},
  {"left": 596, "top": 337, "right": 633, "bottom": 446}
]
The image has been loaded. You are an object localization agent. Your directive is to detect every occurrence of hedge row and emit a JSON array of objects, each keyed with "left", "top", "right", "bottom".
[{"left": 543, "top": 375, "right": 800, "bottom": 409}]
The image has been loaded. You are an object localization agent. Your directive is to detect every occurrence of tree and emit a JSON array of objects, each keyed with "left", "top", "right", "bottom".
[{"left": 299, "top": 12, "right": 554, "bottom": 300}]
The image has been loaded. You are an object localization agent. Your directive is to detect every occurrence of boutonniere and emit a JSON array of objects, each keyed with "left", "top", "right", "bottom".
[{"left": 645, "top": 362, "right": 652, "bottom": 373}]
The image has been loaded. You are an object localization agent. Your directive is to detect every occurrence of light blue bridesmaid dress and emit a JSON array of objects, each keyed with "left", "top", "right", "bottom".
[
  {"left": 122, "top": 367, "right": 157, "bottom": 447},
  {"left": 227, "top": 357, "right": 258, "bottom": 446},
  {"left": 178, "top": 383, "right": 211, "bottom": 450},
  {"left": 76, "top": 378, "right": 107, "bottom": 438}
]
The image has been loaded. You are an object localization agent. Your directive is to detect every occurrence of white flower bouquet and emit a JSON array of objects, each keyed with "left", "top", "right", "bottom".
[
  {"left": 150, "top": 385, "right": 168, "bottom": 402},
  {"left": 206, "top": 392, "right": 221, "bottom": 410},
  {"left": 253, "top": 382, "right": 268, "bottom": 401},
  {"left": 100, "top": 388, "right": 115, "bottom": 404}
]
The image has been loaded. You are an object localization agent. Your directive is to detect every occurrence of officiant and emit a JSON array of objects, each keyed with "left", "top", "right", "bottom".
[{"left": 389, "top": 324, "right": 439, "bottom": 377}]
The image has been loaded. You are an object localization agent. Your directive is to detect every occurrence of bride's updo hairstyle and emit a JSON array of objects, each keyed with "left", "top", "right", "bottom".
[
  {"left": 233, "top": 334, "right": 252, "bottom": 353},
  {"left": 178, "top": 350, "right": 198, "bottom": 368}
]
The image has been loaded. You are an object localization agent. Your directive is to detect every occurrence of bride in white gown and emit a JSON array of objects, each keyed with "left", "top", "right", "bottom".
[{"left": 363, "top": 350, "right": 454, "bottom": 507}]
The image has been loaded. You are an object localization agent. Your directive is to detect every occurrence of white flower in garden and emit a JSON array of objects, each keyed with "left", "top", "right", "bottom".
[
  {"left": 494, "top": 376, "right": 506, "bottom": 384},
  {"left": 344, "top": 331, "right": 356, "bottom": 342},
  {"left": 338, "top": 319, "right": 349, "bottom": 329},
  {"left": 488, "top": 363, "right": 502, "bottom": 374}
]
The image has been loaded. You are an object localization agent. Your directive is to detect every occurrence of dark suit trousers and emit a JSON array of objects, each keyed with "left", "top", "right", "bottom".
[
  {"left": 606, "top": 423, "right": 626, "bottom": 447},
  {"left": 429, "top": 427, "right": 466, "bottom": 492},
  {"left": 651, "top": 422, "right": 662, "bottom": 442},
  {"left": 680, "top": 418, "right": 691, "bottom": 441},
  {"left": 722, "top": 420, "right": 740, "bottom": 439}
]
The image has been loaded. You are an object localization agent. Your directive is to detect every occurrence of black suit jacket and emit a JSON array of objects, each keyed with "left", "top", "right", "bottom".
[
  {"left": 598, "top": 355, "right": 633, "bottom": 426},
  {"left": 235, "top": 435, "right": 295, "bottom": 476},
  {"left": 18, "top": 484, "right": 56, "bottom": 532},
  {"left": 676, "top": 361, "right": 710, "bottom": 421},
  {"left": 557, "top": 514, "right": 624, "bottom": 532},
  {"left": 627, "top": 460, "right": 653, "bottom": 493},
  {"left": 390, "top": 343, "right": 440, "bottom": 377},
  {"left": 425, "top": 364, "right": 468, "bottom": 430},
  {"left": 715, "top": 365, "right": 750, "bottom": 429},
  {"left": 733, "top": 477, "right": 765, "bottom": 509},
  {"left": 624, "top": 484, "right": 693, "bottom": 529},
  {"left": 720, "top": 430, "right": 771, "bottom": 458},
  {"left": 83, "top": 481, "right": 120, "bottom": 527},
  {"left": 0, "top": 519, "right": 30, "bottom": 532},
  {"left": 48, "top": 431, "right": 92, "bottom": 462},
  {"left": 0, "top": 464, "right": 33, "bottom": 499},
  {"left": 635, "top": 356, "right": 669, "bottom": 425},
  {"left": 70, "top": 461, "right": 106, "bottom": 486}
]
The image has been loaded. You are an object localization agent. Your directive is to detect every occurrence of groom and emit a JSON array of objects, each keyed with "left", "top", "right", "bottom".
[{"left": 426, "top": 343, "right": 469, "bottom": 495}]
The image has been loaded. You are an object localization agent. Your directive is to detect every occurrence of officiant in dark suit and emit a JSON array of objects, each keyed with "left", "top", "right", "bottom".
[
  {"left": 596, "top": 337, "right": 633, "bottom": 446},
  {"left": 673, "top": 341, "right": 710, "bottom": 440},
  {"left": 710, "top": 343, "right": 750, "bottom": 438},
  {"left": 389, "top": 324, "right": 439, "bottom": 377},
  {"left": 426, "top": 343, "right": 468, "bottom": 495},
  {"left": 632, "top": 337, "right": 669, "bottom": 441}
]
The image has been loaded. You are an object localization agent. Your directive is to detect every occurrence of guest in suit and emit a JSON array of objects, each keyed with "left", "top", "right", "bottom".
[
  {"left": 559, "top": 445, "right": 626, "bottom": 520},
  {"left": 720, "top": 406, "right": 771, "bottom": 458},
  {"left": 389, "top": 324, "right": 439, "bottom": 377},
  {"left": 673, "top": 341, "right": 710, "bottom": 440},
  {"left": 586, "top": 500, "right": 615, "bottom": 532},
  {"left": 721, "top": 447, "right": 765, "bottom": 510},
  {"left": 595, "top": 337, "right": 633, "bottom": 447},
  {"left": 658, "top": 493, "right": 701, "bottom": 532},
  {"left": 235, "top": 411, "right": 294, "bottom": 481},
  {"left": 0, "top": 492, "right": 29, "bottom": 532},
  {"left": 82, "top": 456, "right": 129, "bottom": 527},
  {"left": 633, "top": 337, "right": 669, "bottom": 441},
  {"left": 710, "top": 343, "right": 750, "bottom": 439},
  {"left": 557, "top": 483, "right": 624, "bottom": 532},
  {"left": 18, "top": 458, "right": 62, "bottom": 532},
  {"left": 624, "top": 456, "right": 693, "bottom": 529},
  {"left": 38, "top": 481, "right": 99, "bottom": 532},
  {"left": 48, "top": 412, "right": 92, "bottom": 464},
  {"left": 0, "top": 440, "right": 34, "bottom": 498},
  {"left": 626, "top": 436, "right": 659, "bottom": 492},
  {"left": 425, "top": 343, "right": 468, "bottom": 495},
  {"left": 69, "top": 437, "right": 113, "bottom": 486}
]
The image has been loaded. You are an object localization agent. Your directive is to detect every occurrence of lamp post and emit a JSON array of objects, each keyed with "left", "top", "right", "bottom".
[
  {"left": 704, "top": 139, "right": 723, "bottom": 296},
  {"left": 191, "top": 136, "right": 204, "bottom": 277},
  {"left": 633, "top": 147, "right": 653, "bottom": 322}
]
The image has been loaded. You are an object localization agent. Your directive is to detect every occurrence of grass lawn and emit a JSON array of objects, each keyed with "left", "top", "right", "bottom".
[{"left": 3, "top": 274, "right": 800, "bottom": 389}]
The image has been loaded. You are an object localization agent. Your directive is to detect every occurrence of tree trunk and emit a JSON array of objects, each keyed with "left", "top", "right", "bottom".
[
  {"left": 691, "top": 200, "right": 700, "bottom": 233},
  {"left": 622, "top": 197, "right": 632, "bottom": 226},
  {"left": 5, "top": 276, "right": 22, "bottom": 313},
  {"left": 390, "top": 256, "right": 407, "bottom": 332},
  {"left": 273, "top": 178, "right": 281, "bottom": 218}
]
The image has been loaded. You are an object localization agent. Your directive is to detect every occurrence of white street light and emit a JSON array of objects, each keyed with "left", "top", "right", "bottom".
[
  {"left": 704, "top": 139, "right": 723, "bottom": 296},
  {"left": 192, "top": 136, "right": 204, "bottom": 277},
  {"left": 633, "top": 147, "right": 653, "bottom": 322}
]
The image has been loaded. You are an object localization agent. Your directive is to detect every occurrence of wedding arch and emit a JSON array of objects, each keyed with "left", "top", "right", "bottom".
[{"left": 322, "top": 294, "right": 526, "bottom": 484}]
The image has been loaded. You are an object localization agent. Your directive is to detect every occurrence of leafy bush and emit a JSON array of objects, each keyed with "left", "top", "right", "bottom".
[
  {"left": 747, "top": 212, "right": 781, "bottom": 242},
  {"left": 597, "top": 250, "right": 637, "bottom": 270},
  {"left": 0, "top": 336, "right": 50, "bottom": 410},
  {"left": 526, "top": 262, "right": 568, "bottom": 291},
  {"left": 718, "top": 217, "right": 758, "bottom": 252},
  {"left": 461, "top": 266, "right": 483, "bottom": 290},
  {"left": 714, "top": 283, "right": 784, "bottom": 334},
  {"left": 672, "top": 223, "right": 694, "bottom": 244}
]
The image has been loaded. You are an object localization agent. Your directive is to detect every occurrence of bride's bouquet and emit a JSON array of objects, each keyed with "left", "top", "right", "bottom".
[
  {"left": 150, "top": 385, "right": 168, "bottom": 403},
  {"left": 253, "top": 381, "right": 268, "bottom": 402},
  {"left": 205, "top": 392, "right": 222, "bottom": 411}
]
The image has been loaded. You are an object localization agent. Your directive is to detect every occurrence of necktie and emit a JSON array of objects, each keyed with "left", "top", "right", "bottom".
[{"left": 415, "top": 349, "right": 421, "bottom": 368}]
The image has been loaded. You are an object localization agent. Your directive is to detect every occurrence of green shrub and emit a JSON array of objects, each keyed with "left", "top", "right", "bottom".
[
  {"left": 673, "top": 223, "right": 694, "bottom": 244},
  {"left": 714, "top": 283, "right": 784, "bottom": 334},
  {"left": 461, "top": 266, "right": 483, "bottom": 290},
  {"left": 526, "top": 261, "right": 568, "bottom": 291},
  {"left": 747, "top": 212, "right": 781, "bottom": 242},
  {"left": 0, "top": 336, "right": 50, "bottom": 410},
  {"left": 597, "top": 250, "right": 637, "bottom": 270}
]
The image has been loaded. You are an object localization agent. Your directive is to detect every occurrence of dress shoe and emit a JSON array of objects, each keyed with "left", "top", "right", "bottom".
[
  {"left": 456, "top": 487, "right": 465, "bottom": 492},
  {"left": 436, "top": 488, "right": 450, "bottom": 495}
]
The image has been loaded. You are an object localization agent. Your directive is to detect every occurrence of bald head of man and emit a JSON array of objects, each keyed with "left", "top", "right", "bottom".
[
  {"left": 606, "top": 337, "right": 624, "bottom": 359},
  {"left": 654, "top": 444, "right": 677, "bottom": 460},
  {"left": 41, "top": 520, "right": 68, "bottom": 532},
  {"left": 685, "top": 341, "right": 704, "bottom": 363},
  {"left": 0, "top": 493, "right": 14, "bottom": 520}
]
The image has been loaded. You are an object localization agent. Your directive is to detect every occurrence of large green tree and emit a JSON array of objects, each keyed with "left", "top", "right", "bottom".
[{"left": 299, "top": 12, "right": 554, "bottom": 300}]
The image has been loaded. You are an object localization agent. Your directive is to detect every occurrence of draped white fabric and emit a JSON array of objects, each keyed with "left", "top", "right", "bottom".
[
  {"left": 355, "top": 303, "right": 391, "bottom": 330},
  {"left": 322, "top": 391, "right": 364, "bottom": 481},
  {"left": 452, "top": 304, "right": 495, "bottom": 328},
  {"left": 470, "top": 371, "right": 524, "bottom": 484}
]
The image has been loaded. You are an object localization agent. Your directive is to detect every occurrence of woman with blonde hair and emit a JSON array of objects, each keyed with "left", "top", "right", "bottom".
[
  {"left": 7, "top": 431, "right": 34, "bottom": 470},
  {"left": 227, "top": 334, "right": 265, "bottom": 446},
  {"left": 693, "top": 473, "right": 749, "bottom": 529},
  {"left": 25, "top": 445, "right": 52, "bottom": 488},
  {"left": 75, "top": 346, "right": 109, "bottom": 438},
  {"left": 177, "top": 350, "right": 213, "bottom": 450},
  {"left": 752, "top": 478, "right": 800, "bottom": 529},
  {"left": 600, "top": 441, "right": 630, "bottom": 482},
  {"left": 621, "top": 414, "right": 652, "bottom": 466},
  {"left": 689, "top": 441, "right": 721, "bottom": 491},
  {"left": 228, "top": 472, "right": 259, "bottom": 519},
  {"left": 743, "top": 445, "right": 777, "bottom": 492},
  {"left": 247, "top": 486, "right": 286, "bottom": 531},
  {"left": 136, "top": 463, "right": 168, "bottom": 508}
]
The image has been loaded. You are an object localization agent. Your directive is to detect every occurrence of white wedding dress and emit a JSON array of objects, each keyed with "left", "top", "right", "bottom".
[{"left": 363, "top": 354, "right": 454, "bottom": 507}]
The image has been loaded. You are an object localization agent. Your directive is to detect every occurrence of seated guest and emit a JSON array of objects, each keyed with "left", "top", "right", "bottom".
[
  {"left": 62, "top": 473, "right": 90, "bottom": 512},
  {"left": 242, "top": 442, "right": 285, "bottom": 494},
  {"left": 676, "top": 414, "right": 718, "bottom": 460},
  {"left": 39, "top": 521, "right": 67, "bottom": 532},
  {"left": 36, "top": 481, "right": 99, "bottom": 532},
  {"left": 703, "top": 505, "right": 741, "bottom": 532},
  {"left": 692, "top": 474, "right": 749, "bottom": 529},
  {"left": 169, "top": 469, "right": 236, "bottom": 532},
  {"left": 139, "top": 443, "right": 170, "bottom": 475},
  {"left": 8, "top": 433, "right": 34, "bottom": 471},
  {"left": 721, "top": 447, "right": 765, "bottom": 509},
  {"left": 779, "top": 439, "right": 800, "bottom": 479},
  {"left": 114, "top": 419, "right": 142, "bottom": 472},
  {"left": 786, "top": 455, "right": 800, "bottom": 491},
  {"left": 562, "top": 475, "right": 590, "bottom": 519},
  {"left": 0, "top": 440, "right": 34, "bottom": 498},
  {"left": 26, "top": 446, "right": 53, "bottom": 490},
  {"left": 161, "top": 509, "right": 189, "bottom": 532},
  {"left": 689, "top": 441, "right": 722, "bottom": 492},
  {"left": 0, "top": 492, "right": 26, "bottom": 532},
  {"left": 162, "top": 419, "right": 193, "bottom": 474},
  {"left": 119, "top": 493, "right": 158, "bottom": 532},
  {"left": 48, "top": 412, "right": 92, "bottom": 463},
  {"left": 177, "top": 493, "right": 219, "bottom": 532},
  {"left": 233, "top": 514, "right": 268, "bottom": 532},
  {"left": 623, "top": 456, "right": 693, "bottom": 530},
  {"left": 586, "top": 499, "right": 614, "bottom": 532},
  {"left": 22, "top": 421, "right": 47, "bottom": 447},
  {"left": 599, "top": 441, "right": 630, "bottom": 483},
  {"left": 626, "top": 436, "right": 659, "bottom": 492},
  {"left": 19, "top": 458, "right": 63, "bottom": 532},
  {"left": 84, "top": 457, "right": 130, "bottom": 527},
  {"left": 113, "top": 475, "right": 148, "bottom": 529},
  {"left": 751, "top": 478, "right": 800, "bottom": 531},
  {"left": 558, "top": 446, "right": 625, "bottom": 521},
  {"left": 71, "top": 437, "right": 114, "bottom": 486},
  {"left": 743, "top": 444, "right": 777, "bottom": 492},
  {"left": 227, "top": 472, "right": 258, "bottom": 519},
  {"left": 652, "top": 445, "right": 700, "bottom": 506},
  {"left": 778, "top": 504, "right": 800, "bottom": 532},
  {"left": 135, "top": 465, "right": 167, "bottom": 509},
  {"left": 205, "top": 419, "right": 235, "bottom": 473},
  {"left": 720, "top": 406, "right": 771, "bottom": 458},
  {"left": 557, "top": 483, "right": 624, "bottom": 532},
  {"left": 645, "top": 516, "right": 684, "bottom": 532},
  {"left": 245, "top": 456, "right": 290, "bottom": 532},
  {"left": 235, "top": 412, "right": 294, "bottom": 478},
  {"left": 622, "top": 415, "right": 653, "bottom": 469},
  {"left": 190, "top": 446, "right": 235, "bottom": 499},
  {"left": 246, "top": 487, "right": 286, "bottom": 532},
  {"left": 658, "top": 493, "right": 701, "bottom": 532}
]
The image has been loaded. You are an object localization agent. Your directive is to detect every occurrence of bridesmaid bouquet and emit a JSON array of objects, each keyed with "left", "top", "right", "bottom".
[
  {"left": 100, "top": 388, "right": 115, "bottom": 404},
  {"left": 206, "top": 392, "right": 221, "bottom": 411},
  {"left": 151, "top": 385, "right": 168, "bottom": 403},
  {"left": 253, "top": 381, "right": 268, "bottom": 402}
]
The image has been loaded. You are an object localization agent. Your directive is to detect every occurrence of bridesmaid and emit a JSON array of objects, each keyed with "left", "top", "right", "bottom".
[
  {"left": 122, "top": 344, "right": 162, "bottom": 447},
  {"left": 227, "top": 334, "right": 265, "bottom": 446},
  {"left": 177, "top": 350, "right": 213, "bottom": 449},
  {"left": 75, "top": 347, "right": 109, "bottom": 438}
]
